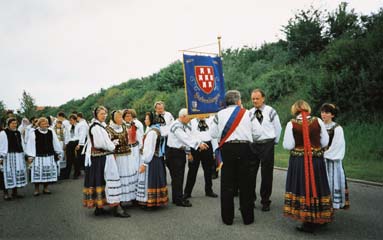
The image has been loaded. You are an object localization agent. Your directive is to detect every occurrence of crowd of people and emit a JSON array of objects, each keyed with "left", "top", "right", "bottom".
[{"left": 0, "top": 89, "right": 349, "bottom": 233}]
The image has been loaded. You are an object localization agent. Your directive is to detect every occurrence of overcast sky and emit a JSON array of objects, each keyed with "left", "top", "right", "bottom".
[{"left": 0, "top": 0, "right": 381, "bottom": 110}]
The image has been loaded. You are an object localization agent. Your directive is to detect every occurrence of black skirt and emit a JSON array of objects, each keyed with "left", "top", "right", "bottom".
[
  {"left": 83, "top": 155, "right": 107, "bottom": 208},
  {"left": 146, "top": 156, "right": 168, "bottom": 207},
  {"left": 284, "top": 155, "right": 334, "bottom": 224}
]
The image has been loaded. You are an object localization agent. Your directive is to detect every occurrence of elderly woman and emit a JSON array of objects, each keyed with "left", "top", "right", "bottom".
[
  {"left": 136, "top": 112, "right": 168, "bottom": 209},
  {"left": 106, "top": 110, "right": 137, "bottom": 210},
  {"left": 25, "top": 117, "right": 63, "bottom": 196},
  {"left": 282, "top": 100, "right": 333, "bottom": 233},
  {"left": 83, "top": 106, "right": 129, "bottom": 217},
  {"left": 0, "top": 118, "right": 28, "bottom": 200},
  {"left": 320, "top": 103, "right": 350, "bottom": 210}
]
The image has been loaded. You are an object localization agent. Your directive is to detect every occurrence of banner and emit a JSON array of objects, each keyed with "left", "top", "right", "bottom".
[{"left": 183, "top": 54, "right": 226, "bottom": 116}]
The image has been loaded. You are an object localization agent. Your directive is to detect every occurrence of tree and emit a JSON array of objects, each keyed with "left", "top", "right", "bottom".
[
  {"left": 283, "top": 7, "right": 327, "bottom": 57},
  {"left": 0, "top": 100, "right": 6, "bottom": 128},
  {"left": 20, "top": 90, "right": 36, "bottom": 119},
  {"left": 325, "top": 2, "right": 361, "bottom": 40}
]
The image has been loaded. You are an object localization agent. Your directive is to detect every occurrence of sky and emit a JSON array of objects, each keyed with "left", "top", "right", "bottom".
[{"left": 0, "top": 0, "right": 382, "bottom": 110}]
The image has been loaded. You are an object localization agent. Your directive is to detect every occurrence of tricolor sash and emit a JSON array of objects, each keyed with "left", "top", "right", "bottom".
[{"left": 216, "top": 106, "right": 246, "bottom": 170}]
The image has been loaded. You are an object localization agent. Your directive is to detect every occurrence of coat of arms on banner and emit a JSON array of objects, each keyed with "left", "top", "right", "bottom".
[
  {"left": 195, "top": 66, "right": 215, "bottom": 94},
  {"left": 183, "top": 54, "right": 226, "bottom": 116}
]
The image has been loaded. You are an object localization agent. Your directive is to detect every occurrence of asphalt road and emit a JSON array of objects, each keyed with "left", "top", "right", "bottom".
[{"left": 0, "top": 168, "right": 382, "bottom": 240}]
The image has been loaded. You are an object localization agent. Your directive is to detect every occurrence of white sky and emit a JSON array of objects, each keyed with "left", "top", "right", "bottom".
[{"left": 0, "top": 0, "right": 381, "bottom": 110}]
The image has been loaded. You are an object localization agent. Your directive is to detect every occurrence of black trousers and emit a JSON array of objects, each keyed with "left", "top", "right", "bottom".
[
  {"left": 184, "top": 141, "right": 214, "bottom": 195},
  {"left": 221, "top": 143, "right": 254, "bottom": 225},
  {"left": 64, "top": 140, "right": 80, "bottom": 179},
  {"left": 76, "top": 145, "right": 85, "bottom": 172},
  {"left": 166, "top": 147, "right": 187, "bottom": 204},
  {"left": 249, "top": 140, "right": 275, "bottom": 206}
]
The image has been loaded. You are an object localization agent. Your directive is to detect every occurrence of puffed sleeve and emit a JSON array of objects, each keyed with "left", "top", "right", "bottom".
[
  {"left": 52, "top": 130, "right": 64, "bottom": 155},
  {"left": 324, "top": 125, "right": 345, "bottom": 160},
  {"left": 25, "top": 130, "right": 36, "bottom": 157},
  {"left": 283, "top": 121, "right": 295, "bottom": 150},
  {"left": 0, "top": 131, "right": 8, "bottom": 156},
  {"left": 317, "top": 118, "right": 329, "bottom": 148},
  {"left": 141, "top": 130, "right": 157, "bottom": 164},
  {"left": 92, "top": 125, "right": 115, "bottom": 152}
]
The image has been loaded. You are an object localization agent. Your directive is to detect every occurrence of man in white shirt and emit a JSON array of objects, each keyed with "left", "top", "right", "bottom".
[
  {"left": 74, "top": 112, "right": 88, "bottom": 177},
  {"left": 166, "top": 108, "right": 208, "bottom": 207},
  {"left": 184, "top": 116, "right": 218, "bottom": 199},
  {"left": 63, "top": 114, "right": 79, "bottom": 179},
  {"left": 249, "top": 89, "right": 282, "bottom": 212},
  {"left": 210, "top": 90, "right": 262, "bottom": 225}
]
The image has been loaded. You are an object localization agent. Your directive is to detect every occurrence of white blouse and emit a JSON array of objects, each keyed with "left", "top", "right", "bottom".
[
  {"left": 323, "top": 122, "right": 345, "bottom": 160},
  {"left": 141, "top": 128, "right": 160, "bottom": 164},
  {"left": 0, "top": 130, "right": 25, "bottom": 156}
]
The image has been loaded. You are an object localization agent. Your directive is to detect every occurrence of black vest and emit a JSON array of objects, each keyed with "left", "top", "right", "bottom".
[
  {"left": 5, "top": 129, "right": 23, "bottom": 153},
  {"left": 35, "top": 129, "right": 55, "bottom": 156}
]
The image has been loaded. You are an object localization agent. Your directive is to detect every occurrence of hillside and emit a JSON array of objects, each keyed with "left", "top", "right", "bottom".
[{"left": 38, "top": 4, "right": 383, "bottom": 182}]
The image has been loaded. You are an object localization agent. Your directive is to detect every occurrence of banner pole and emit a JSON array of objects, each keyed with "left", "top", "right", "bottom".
[{"left": 217, "top": 36, "right": 222, "bottom": 57}]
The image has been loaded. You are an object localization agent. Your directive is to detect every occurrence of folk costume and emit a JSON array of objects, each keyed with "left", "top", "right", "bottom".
[
  {"left": 82, "top": 119, "right": 122, "bottom": 209},
  {"left": 106, "top": 121, "right": 138, "bottom": 203},
  {"left": 25, "top": 128, "right": 62, "bottom": 183},
  {"left": 0, "top": 127, "right": 27, "bottom": 192},
  {"left": 137, "top": 121, "right": 168, "bottom": 208},
  {"left": 324, "top": 122, "right": 350, "bottom": 209},
  {"left": 282, "top": 112, "right": 334, "bottom": 231}
]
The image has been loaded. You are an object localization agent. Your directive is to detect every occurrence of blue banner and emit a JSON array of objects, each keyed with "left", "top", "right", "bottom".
[{"left": 183, "top": 54, "right": 226, "bottom": 116}]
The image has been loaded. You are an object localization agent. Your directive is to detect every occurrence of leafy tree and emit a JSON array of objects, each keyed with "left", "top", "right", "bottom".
[
  {"left": 0, "top": 100, "right": 6, "bottom": 128},
  {"left": 325, "top": 2, "right": 361, "bottom": 40},
  {"left": 283, "top": 7, "right": 328, "bottom": 57},
  {"left": 19, "top": 90, "right": 36, "bottom": 119}
]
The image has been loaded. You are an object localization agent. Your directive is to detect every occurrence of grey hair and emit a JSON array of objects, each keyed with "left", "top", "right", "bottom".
[
  {"left": 154, "top": 101, "right": 165, "bottom": 109},
  {"left": 225, "top": 90, "right": 241, "bottom": 106},
  {"left": 178, "top": 108, "right": 188, "bottom": 117}
]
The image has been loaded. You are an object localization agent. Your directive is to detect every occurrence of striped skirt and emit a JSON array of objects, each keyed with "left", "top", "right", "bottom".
[
  {"left": 31, "top": 155, "right": 58, "bottom": 183},
  {"left": 325, "top": 159, "right": 350, "bottom": 209},
  {"left": 137, "top": 156, "right": 168, "bottom": 207},
  {"left": 115, "top": 154, "right": 138, "bottom": 202},
  {"left": 83, "top": 154, "right": 121, "bottom": 208},
  {"left": 284, "top": 155, "right": 334, "bottom": 224},
  {"left": 1, "top": 152, "right": 27, "bottom": 189}
]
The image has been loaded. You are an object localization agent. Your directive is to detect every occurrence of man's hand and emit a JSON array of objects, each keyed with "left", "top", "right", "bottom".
[
  {"left": 198, "top": 142, "right": 209, "bottom": 151},
  {"left": 187, "top": 153, "right": 193, "bottom": 162}
]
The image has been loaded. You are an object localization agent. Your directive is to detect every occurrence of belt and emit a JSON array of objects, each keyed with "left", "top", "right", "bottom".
[
  {"left": 169, "top": 146, "right": 186, "bottom": 151},
  {"left": 226, "top": 140, "right": 250, "bottom": 144},
  {"left": 254, "top": 138, "right": 274, "bottom": 144},
  {"left": 127, "top": 141, "right": 139, "bottom": 147}
]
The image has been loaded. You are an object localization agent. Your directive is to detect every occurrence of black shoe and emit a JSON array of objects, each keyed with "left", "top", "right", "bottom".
[
  {"left": 205, "top": 192, "right": 218, "bottom": 198},
  {"left": 261, "top": 205, "right": 270, "bottom": 212},
  {"left": 114, "top": 211, "right": 131, "bottom": 218},
  {"left": 94, "top": 208, "right": 106, "bottom": 216},
  {"left": 176, "top": 200, "right": 192, "bottom": 207},
  {"left": 296, "top": 223, "right": 314, "bottom": 233},
  {"left": 183, "top": 193, "right": 192, "bottom": 199},
  {"left": 223, "top": 220, "right": 233, "bottom": 225}
]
